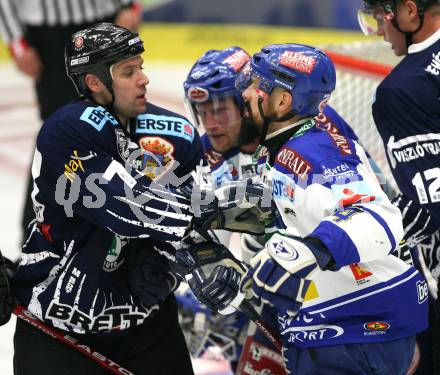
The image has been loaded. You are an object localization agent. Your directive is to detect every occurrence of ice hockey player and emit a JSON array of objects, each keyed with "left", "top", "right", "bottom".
[
  {"left": 183, "top": 43, "right": 429, "bottom": 374},
  {"left": 359, "top": 1, "right": 440, "bottom": 372},
  {"left": 11, "top": 23, "right": 200, "bottom": 375}
]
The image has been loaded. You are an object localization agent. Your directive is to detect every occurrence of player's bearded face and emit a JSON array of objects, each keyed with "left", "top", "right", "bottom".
[{"left": 238, "top": 100, "right": 261, "bottom": 146}]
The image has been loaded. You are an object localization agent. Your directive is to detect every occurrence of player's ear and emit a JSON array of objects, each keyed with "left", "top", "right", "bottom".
[
  {"left": 275, "top": 89, "right": 293, "bottom": 116},
  {"left": 84, "top": 73, "right": 104, "bottom": 93}
]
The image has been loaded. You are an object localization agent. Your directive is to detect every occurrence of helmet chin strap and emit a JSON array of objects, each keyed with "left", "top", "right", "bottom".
[
  {"left": 256, "top": 96, "right": 296, "bottom": 145},
  {"left": 391, "top": 5, "right": 426, "bottom": 48}
]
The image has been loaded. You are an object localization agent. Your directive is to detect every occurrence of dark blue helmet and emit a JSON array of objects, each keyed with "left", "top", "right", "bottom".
[
  {"left": 236, "top": 43, "right": 336, "bottom": 117},
  {"left": 183, "top": 46, "right": 250, "bottom": 126}
]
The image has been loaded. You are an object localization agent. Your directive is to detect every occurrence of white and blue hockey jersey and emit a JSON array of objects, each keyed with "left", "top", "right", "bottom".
[{"left": 258, "top": 116, "right": 428, "bottom": 349}]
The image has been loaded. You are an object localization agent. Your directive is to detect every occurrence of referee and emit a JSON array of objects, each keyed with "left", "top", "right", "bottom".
[{"left": 0, "top": 0, "right": 142, "bottom": 243}]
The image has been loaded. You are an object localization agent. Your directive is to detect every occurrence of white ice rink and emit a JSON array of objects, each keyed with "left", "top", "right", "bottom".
[{"left": 0, "top": 61, "right": 233, "bottom": 375}]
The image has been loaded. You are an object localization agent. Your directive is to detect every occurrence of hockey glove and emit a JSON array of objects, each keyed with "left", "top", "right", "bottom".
[
  {"left": 240, "top": 234, "right": 333, "bottom": 317},
  {"left": 192, "top": 179, "right": 273, "bottom": 236},
  {"left": 129, "top": 245, "right": 179, "bottom": 307},
  {"left": 0, "top": 250, "right": 15, "bottom": 326},
  {"left": 172, "top": 240, "right": 248, "bottom": 314}
]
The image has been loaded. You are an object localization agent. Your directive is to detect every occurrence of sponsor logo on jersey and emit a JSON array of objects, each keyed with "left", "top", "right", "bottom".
[
  {"left": 363, "top": 321, "right": 390, "bottom": 336},
  {"left": 275, "top": 146, "right": 312, "bottom": 178},
  {"left": 64, "top": 150, "right": 85, "bottom": 182},
  {"left": 268, "top": 241, "right": 298, "bottom": 261},
  {"left": 279, "top": 51, "right": 317, "bottom": 74},
  {"left": 417, "top": 280, "right": 429, "bottom": 304},
  {"left": 223, "top": 49, "right": 250, "bottom": 72},
  {"left": 136, "top": 114, "right": 195, "bottom": 142},
  {"left": 364, "top": 321, "right": 390, "bottom": 331},
  {"left": 281, "top": 324, "right": 344, "bottom": 343},
  {"left": 272, "top": 178, "right": 295, "bottom": 202},
  {"left": 338, "top": 187, "right": 376, "bottom": 208},
  {"left": 187, "top": 86, "right": 209, "bottom": 103},
  {"left": 46, "top": 301, "right": 159, "bottom": 332},
  {"left": 386, "top": 134, "right": 440, "bottom": 169},
  {"left": 349, "top": 263, "right": 373, "bottom": 285},
  {"left": 80, "top": 106, "right": 118, "bottom": 131},
  {"left": 425, "top": 51, "right": 440, "bottom": 76},
  {"left": 139, "top": 136, "right": 175, "bottom": 179},
  {"left": 315, "top": 113, "right": 352, "bottom": 155},
  {"left": 103, "top": 236, "right": 127, "bottom": 272},
  {"left": 65, "top": 267, "right": 82, "bottom": 294},
  {"left": 322, "top": 162, "right": 356, "bottom": 182}
]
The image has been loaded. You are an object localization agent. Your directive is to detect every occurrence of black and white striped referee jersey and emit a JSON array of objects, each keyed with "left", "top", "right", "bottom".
[{"left": 0, "top": 0, "right": 133, "bottom": 44}]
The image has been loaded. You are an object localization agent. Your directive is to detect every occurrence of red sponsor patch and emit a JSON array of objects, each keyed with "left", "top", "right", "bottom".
[
  {"left": 223, "top": 50, "right": 250, "bottom": 72},
  {"left": 350, "top": 263, "right": 373, "bottom": 283},
  {"left": 364, "top": 321, "right": 390, "bottom": 331},
  {"left": 187, "top": 86, "right": 209, "bottom": 103},
  {"left": 279, "top": 51, "right": 317, "bottom": 74},
  {"left": 184, "top": 123, "right": 193, "bottom": 137},
  {"left": 275, "top": 146, "right": 312, "bottom": 178},
  {"left": 339, "top": 188, "right": 376, "bottom": 207}
]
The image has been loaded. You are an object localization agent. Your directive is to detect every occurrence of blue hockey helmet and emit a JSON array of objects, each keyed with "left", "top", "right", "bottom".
[
  {"left": 175, "top": 285, "right": 248, "bottom": 363},
  {"left": 236, "top": 43, "right": 336, "bottom": 118},
  {"left": 183, "top": 46, "right": 250, "bottom": 127}
]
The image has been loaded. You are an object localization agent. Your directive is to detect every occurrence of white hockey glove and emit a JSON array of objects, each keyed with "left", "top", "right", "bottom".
[
  {"left": 240, "top": 234, "right": 333, "bottom": 317},
  {"left": 189, "top": 179, "right": 273, "bottom": 236}
]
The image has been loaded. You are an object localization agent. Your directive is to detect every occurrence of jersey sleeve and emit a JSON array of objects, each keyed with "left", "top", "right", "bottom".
[
  {"left": 307, "top": 155, "right": 404, "bottom": 268},
  {"left": 34, "top": 116, "right": 193, "bottom": 242}
]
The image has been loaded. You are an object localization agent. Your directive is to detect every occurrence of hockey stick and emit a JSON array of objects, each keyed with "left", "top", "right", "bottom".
[{"left": 12, "top": 305, "right": 134, "bottom": 375}]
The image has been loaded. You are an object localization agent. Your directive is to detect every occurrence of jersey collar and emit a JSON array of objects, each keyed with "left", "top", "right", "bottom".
[{"left": 408, "top": 27, "right": 440, "bottom": 54}]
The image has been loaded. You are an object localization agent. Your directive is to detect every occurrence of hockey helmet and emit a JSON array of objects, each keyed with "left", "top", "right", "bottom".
[
  {"left": 65, "top": 22, "right": 144, "bottom": 96},
  {"left": 183, "top": 46, "right": 250, "bottom": 128},
  {"left": 236, "top": 43, "right": 336, "bottom": 117},
  {"left": 175, "top": 285, "right": 248, "bottom": 363},
  {"left": 358, "top": 0, "right": 440, "bottom": 37}
]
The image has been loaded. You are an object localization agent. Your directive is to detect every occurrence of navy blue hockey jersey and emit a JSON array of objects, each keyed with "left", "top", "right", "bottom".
[
  {"left": 13, "top": 100, "right": 202, "bottom": 333},
  {"left": 373, "top": 30, "right": 440, "bottom": 231}
]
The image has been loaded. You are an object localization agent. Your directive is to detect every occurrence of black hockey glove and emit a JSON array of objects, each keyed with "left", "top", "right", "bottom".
[
  {"left": 0, "top": 250, "right": 15, "bottom": 326},
  {"left": 129, "top": 245, "right": 179, "bottom": 307},
  {"left": 172, "top": 240, "right": 248, "bottom": 314}
]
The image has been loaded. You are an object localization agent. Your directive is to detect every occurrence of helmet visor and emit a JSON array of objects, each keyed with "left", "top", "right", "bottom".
[{"left": 357, "top": 6, "right": 394, "bottom": 35}]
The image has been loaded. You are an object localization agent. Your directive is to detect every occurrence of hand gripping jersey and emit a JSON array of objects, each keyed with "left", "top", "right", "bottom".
[
  {"left": 258, "top": 117, "right": 428, "bottom": 349},
  {"left": 373, "top": 29, "right": 440, "bottom": 233},
  {"left": 13, "top": 100, "right": 202, "bottom": 334}
]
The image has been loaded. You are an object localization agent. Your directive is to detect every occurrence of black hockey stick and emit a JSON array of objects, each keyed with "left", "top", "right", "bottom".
[{"left": 13, "top": 305, "right": 134, "bottom": 375}]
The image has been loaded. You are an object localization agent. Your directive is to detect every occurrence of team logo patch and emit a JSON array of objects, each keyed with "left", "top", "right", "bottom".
[
  {"left": 139, "top": 136, "right": 175, "bottom": 179},
  {"left": 223, "top": 50, "right": 250, "bottom": 72},
  {"left": 103, "top": 236, "right": 127, "bottom": 272},
  {"left": 187, "top": 86, "right": 209, "bottom": 103},
  {"left": 268, "top": 241, "right": 298, "bottom": 261},
  {"left": 364, "top": 321, "right": 390, "bottom": 331},
  {"left": 74, "top": 36, "right": 84, "bottom": 49},
  {"left": 279, "top": 51, "right": 317, "bottom": 74}
]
